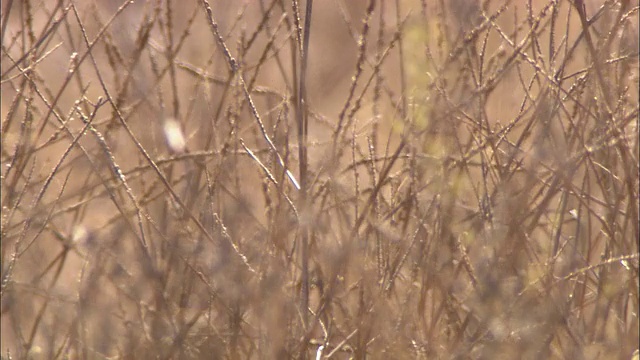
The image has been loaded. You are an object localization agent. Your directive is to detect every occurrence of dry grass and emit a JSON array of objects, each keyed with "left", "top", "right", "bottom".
[{"left": 1, "top": 0, "right": 638, "bottom": 359}]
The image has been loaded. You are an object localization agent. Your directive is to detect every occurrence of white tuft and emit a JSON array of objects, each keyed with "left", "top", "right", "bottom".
[{"left": 163, "top": 117, "right": 186, "bottom": 153}]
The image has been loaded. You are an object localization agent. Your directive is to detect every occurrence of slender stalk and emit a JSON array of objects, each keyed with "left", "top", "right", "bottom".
[{"left": 297, "top": 0, "right": 313, "bottom": 332}]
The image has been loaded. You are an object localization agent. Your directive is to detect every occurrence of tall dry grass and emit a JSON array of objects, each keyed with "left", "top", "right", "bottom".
[{"left": 1, "top": 0, "right": 638, "bottom": 359}]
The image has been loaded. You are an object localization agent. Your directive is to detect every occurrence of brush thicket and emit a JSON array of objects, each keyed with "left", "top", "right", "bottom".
[{"left": 1, "top": 1, "right": 638, "bottom": 359}]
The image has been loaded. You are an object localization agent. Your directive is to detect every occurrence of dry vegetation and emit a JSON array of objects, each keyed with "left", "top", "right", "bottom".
[{"left": 1, "top": 0, "right": 639, "bottom": 359}]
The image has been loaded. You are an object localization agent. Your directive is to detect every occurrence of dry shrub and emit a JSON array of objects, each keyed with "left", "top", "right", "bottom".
[{"left": 1, "top": 0, "right": 638, "bottom": 359}]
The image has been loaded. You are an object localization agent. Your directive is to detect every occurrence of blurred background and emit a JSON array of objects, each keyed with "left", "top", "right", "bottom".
[{"left": 1, "top": 0, "right": 638, "bottom": 358}]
